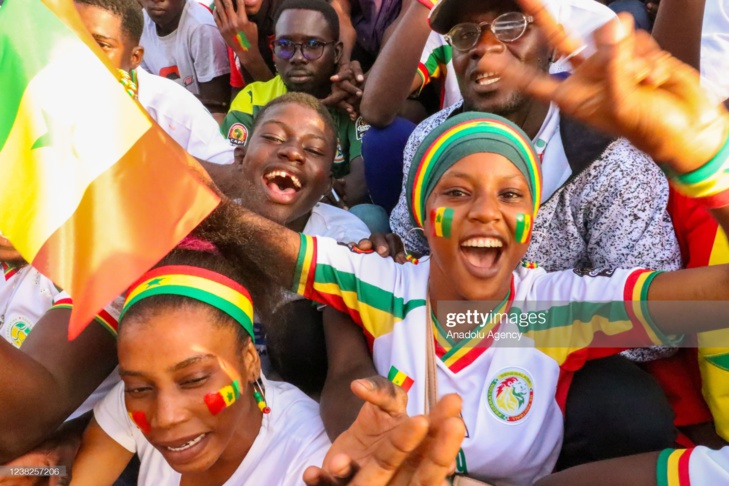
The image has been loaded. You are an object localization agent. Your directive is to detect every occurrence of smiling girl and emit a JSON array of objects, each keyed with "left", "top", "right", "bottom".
[{"left": 70, "top": 243, "right": 464, "bottom": 486}]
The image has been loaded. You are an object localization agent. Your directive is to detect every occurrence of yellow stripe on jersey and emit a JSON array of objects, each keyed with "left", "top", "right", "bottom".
[
  {"left": 312, "top": 282, "right": 401, "bottom": 338},
  {"left": 293, "top": 234, "right": 316, "bottom": 296}
]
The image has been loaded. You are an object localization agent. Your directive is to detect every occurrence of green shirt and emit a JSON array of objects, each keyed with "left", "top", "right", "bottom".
[{"left": 221, "top": 76, "right": 369, "bottom": 178}]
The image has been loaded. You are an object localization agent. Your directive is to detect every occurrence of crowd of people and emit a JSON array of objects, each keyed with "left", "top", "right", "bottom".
[{"left": 3, "top": 0, "right": 729, "bottom": 484}]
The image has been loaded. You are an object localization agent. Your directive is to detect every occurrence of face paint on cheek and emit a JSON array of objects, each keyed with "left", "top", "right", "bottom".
[
  {"left": 431, "top": 207, "right": 454, "bottom": 238},
  {"left": 129, "top": 411, "right": 151, "bottom": 434},
  {"left": 515, "top": 213, "right": 532, "bottom": 244},
  {"left": 205, "top": 379, "right": 242, "bottom": 415}
]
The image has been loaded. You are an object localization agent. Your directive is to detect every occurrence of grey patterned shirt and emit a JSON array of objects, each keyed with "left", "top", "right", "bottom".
[{"left": 389, "top": 105, "right": 682, "bottom": 361}]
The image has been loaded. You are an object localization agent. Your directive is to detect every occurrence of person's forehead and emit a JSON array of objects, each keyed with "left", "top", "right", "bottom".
[
  {"left": 260, "top": 104, "right": 330, "bottom": 138},
  {"left": 76, "top": 3, "right": 124, "bottom": 37},
  {"left": 275, "top": 9, "right": 332, "bottom": 37}
]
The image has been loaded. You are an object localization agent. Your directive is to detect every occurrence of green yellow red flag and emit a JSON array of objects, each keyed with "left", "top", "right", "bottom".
[{"left": 0, "top": 0, "right": 221, "bottom": 339}]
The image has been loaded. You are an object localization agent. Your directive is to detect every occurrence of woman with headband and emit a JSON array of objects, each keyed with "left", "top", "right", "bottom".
[
  {"left": 70, "top": 245, "right": 465, "bottom": 486},
  {"left": 191, "top": 20, "right": 729, "bottom": 481}
]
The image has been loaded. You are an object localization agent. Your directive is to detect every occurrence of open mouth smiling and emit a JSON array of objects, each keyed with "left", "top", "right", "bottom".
[
  {"left": 262, "top": 169, "right": 303, "bottom": 204},
  {"left": 459, "top": 236, "right": 505, "bottom": 276}
]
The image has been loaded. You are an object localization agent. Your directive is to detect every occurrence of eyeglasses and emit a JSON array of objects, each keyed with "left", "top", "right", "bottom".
[
  {"left": 271, "top": 39, "right": 336, "bottom": 61},
  {"left": 444, "top": 12, "right": 534, "bottom": 52}
]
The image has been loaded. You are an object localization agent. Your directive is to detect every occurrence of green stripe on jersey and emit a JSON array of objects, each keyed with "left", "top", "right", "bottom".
[{"left": 315, "top": 263, "right": 425, "bottom": 318}]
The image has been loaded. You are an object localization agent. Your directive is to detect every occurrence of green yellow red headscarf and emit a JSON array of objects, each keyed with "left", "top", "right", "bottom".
[
  {"left": 406, "top": 112, "right": 541, "bottom": 229},
  {"left": 119, "top": 265, "right": 255, "bottom": 340}
]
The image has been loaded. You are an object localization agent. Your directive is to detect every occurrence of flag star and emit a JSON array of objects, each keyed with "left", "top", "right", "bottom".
[
  {"left": 31, "top": 110, "right": 80, "bottom": 160},
  {"left": 145, "top": 277, "right": 165, "bottom": 288}
]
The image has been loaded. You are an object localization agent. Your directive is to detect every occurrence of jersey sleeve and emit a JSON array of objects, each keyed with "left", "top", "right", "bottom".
[
  {"left": 332, "top": 115, "right": 368, "bottom": 179},
  {"left": 291, "top": 234, "right": 421, "bottom": 340},
  {"left": 222, "top": 87, "right": 255, "bottom": 146},
  {"left": 93, "top": 381, "right": 137, "bottom": 453},
  {"left": 414, "top": 33, "right": 452, "bottom": 94},
  {"left": 189, "top": 24, "right": 231, "bottom": 83},
  {"left": 51, "top": 291, "right": 123, "bottom": 337},
  {"left": 657, "top": 447, "right": 729, "bottom": 486},
  {"left": 522, "top": 267, "right": 681, "bottom": 365}
]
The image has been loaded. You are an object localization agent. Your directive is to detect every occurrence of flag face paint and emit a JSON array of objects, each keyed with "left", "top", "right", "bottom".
[
  {"left": 387, "top": 365, "right": 414, "bottom": 392},
  {"left": 205, "top": 379, "right": 241, "bottom": 415},
  {"left": 431, "top": 207, "right": 454, "bottom": 238},
  {"left": 234, "top": 32, "right": 250, "bottom": 51},
  {"left": 129, "top": 411, "right": 151, "bottom": 434},
  {"left": 515, "top": 213, "right": 532, "bottom": 244}
]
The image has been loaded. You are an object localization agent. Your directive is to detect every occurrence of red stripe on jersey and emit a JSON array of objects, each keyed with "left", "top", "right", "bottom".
[{"left": 677, "top": 448, "right": 694, "bottom": 485}]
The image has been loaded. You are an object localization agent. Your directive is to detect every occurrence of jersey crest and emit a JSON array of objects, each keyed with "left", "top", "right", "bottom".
[
  {"left": 487, "top": 368, "right": 534, "bottom": 424},
  {"left": 227, "top": 123, "right": 249, "bottom": 146},
  {"left": 355, "top": 117, "right": 370, "bottom": 140}
]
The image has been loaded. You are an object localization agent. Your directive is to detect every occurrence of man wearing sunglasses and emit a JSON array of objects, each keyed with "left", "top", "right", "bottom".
[{"left": 221, "top": 0, "right": 371, "bottom": 210}]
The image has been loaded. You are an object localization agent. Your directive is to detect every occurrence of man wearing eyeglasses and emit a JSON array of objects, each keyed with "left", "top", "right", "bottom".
[{"left": 221, "top": 0, "right": 371, "bottom": 209}]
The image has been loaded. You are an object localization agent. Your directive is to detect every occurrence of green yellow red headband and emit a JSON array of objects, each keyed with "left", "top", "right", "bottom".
[
  {"left": 120, "top": 265, "right": 255, "bottom": 340},
  {"left": 406, "top": 113, "right": 542, "bottom": 229}
]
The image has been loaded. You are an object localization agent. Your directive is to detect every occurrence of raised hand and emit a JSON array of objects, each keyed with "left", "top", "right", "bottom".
[
  {"left": 487, "top": 0, "right": 729, "bottom": 174},
  {"left": 212, "top": 0, "right": 272, "bottom": 81},
  {"left": 303, "top": 377, "right": 465, "bottom": 486}
]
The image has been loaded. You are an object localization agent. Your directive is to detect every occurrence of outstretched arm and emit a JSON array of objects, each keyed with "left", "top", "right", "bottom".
[{"left": 492, "top": 1, "right": 729, "bottom": 336}]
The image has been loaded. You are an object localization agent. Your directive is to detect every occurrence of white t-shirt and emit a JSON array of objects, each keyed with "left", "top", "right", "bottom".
[
  {"left": 0, "top": 264, "right": 56, "bottom": 348},
  {"left": 700, "top": 0, "right": 729, "bottom": 101},
  {"left": 140, "top": 0, "right": 230, "bottom": 96},
  {"left": 0, "top": 265, "right": 122, "bottom": 419},
  {"left": 95, "top": 378, "right": 330, "bottom": 486},
  {"left": 137, "top": 68, "right": 234, "bottom": 164},
  {"left": 303, "top": 203, "right": 371, "bottom": 243}
]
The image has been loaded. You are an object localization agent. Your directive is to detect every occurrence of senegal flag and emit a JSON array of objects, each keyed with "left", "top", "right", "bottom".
[{"left": 0, "top": 0, "right": 220, "bottom": 338}]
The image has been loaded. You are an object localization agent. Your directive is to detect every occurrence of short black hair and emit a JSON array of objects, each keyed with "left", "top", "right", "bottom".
[
  {"left": 75, "top": 0, "right": 144, "bottom": 44},
  {"left": 273, "top": 0, "right": 340, "bottom": 41},
  {"left": 253, "top": 92, "right": 338, "bottom": 150}
]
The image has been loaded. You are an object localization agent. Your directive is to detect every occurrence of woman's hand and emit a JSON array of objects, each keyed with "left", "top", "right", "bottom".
[{"left": 303, "top": 376, "right": 465, "bottom": 485}]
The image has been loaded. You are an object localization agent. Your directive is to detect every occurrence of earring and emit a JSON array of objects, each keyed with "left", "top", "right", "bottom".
[
  {"left": 404, "top": 227, "right": 428, "bottom": 264},
  {"left": 430, "top": 207, "right": 454, "bottom": 238},
  {"left": 253, "top": 378, "right": 271, "bottom": 414},
  {"left": 515, "top": 213, "right": 532, "bottom": 244}
]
